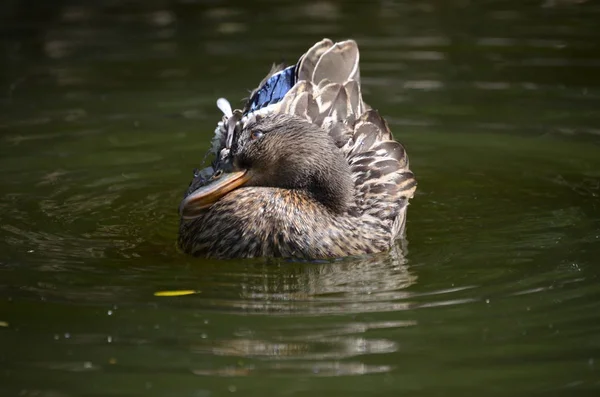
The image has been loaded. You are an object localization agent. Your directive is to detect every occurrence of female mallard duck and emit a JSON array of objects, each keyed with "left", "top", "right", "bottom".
[{"left": 178, "top": 39, "right": 416, "bottom": 259}]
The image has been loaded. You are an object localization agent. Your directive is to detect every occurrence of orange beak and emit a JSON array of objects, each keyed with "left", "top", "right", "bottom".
[{"left": 179, "top": 170, "right": 251, "bottom": 220}]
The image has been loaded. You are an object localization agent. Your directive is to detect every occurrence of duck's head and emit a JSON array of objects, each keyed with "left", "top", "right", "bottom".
[{"left": 180, "top": 113, "right": 354, "bottom": 220}]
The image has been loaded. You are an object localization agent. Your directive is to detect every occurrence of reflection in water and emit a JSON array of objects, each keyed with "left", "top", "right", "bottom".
[
  {"left": 153, "top": 248, "right": 437, "bottom": 377},
  {"left": 188, "top": 253, "right": 417, "bottom": 376},
  {"left": 193, "top": 361, "right": 393, "bottom": 377},
  {"left": 234, "top": 246, "right": 417, "bottom": 314}
]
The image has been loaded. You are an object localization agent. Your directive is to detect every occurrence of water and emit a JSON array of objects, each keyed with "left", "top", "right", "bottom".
[{"left": 1, "top": 1, "right": 600, "bottom": 396}]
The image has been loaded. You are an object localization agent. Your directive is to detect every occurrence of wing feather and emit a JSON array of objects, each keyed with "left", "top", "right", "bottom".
[{"left": 211, "top": 38, "right": 416, "bottom": 240}]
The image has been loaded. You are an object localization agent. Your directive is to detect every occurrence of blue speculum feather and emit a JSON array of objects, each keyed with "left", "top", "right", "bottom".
[{"left": 246, "top": 65, "right": 296, "bottom": 115}]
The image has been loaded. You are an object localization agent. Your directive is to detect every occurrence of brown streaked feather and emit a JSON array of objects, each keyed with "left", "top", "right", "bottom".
[
  {"left": 254, "top": 38, "right": 415, "bottom": 236},
  {"left": 278, "top": 81, "right": 311, "bottom": 114}
]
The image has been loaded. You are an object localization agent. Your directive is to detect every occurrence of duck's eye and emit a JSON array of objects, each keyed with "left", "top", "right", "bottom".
[
  {"left": 250, "top": 131, "right": 264, "bottom": 140},
  {"left": 212, "top": 169, "right": 223, "bottom": 180}
]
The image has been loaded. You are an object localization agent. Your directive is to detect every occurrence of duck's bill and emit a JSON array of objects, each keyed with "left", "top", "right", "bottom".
[{"left": 179, "top": 170, "right": 250, "bottom": 219}]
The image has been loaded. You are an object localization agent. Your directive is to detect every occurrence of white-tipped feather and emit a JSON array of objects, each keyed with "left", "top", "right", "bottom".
[{"left": 216, "top": 98, "right": 233, "bottom": 118}]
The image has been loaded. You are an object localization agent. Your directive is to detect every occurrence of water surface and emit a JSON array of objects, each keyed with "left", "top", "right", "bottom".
[{"left": 1, "top": 1, "right": 600, "bottom": 396}]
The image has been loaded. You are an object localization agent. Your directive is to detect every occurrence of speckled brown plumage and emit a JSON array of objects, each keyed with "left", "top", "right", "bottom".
[
  {"left": 178, "top": 39, "right": 416, "bottom": 259},
  {"left": 179, "top": 188, "right": 397, "bottom": 259}
]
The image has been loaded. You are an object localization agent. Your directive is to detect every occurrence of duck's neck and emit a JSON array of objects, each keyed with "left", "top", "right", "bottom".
[
  {"left": 304, "top": 168, "right": 354, "bottom": 215},
  {"left": 284, "top": 144, "right": 354, "bottom": 215}
]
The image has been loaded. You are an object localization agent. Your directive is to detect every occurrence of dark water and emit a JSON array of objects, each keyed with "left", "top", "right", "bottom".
[{"left": 1, "top": 1, "right": 600, "bottom": 396}]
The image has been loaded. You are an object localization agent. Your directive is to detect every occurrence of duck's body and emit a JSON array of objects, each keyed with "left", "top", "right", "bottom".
[
  {"left": 179, "top": 187, "right": 406, "bottom": 258},
  {"left": 178, "top": 39, "right": 416, "bottom": 259}
]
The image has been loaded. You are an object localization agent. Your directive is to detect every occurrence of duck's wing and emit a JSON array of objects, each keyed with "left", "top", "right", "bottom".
[
  {"left": 211, "top": 39, "right": 366, "bottom": 158},
  {"left": 242, "top": 39, "right": 364, "bottom": 117},
  {"left": 276, "top": 40, "right": 416, "bottom": 238},
  {"left": 344, "top": 111, "right": 416, "bottom": 238},
  {"left": 276, "top": 39, "right": 369, "bottom": 146}
]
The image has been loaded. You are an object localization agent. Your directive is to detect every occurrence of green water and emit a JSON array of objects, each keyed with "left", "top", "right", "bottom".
[{"left": 1, "top": 1, "right": 600, "bottom": 396}]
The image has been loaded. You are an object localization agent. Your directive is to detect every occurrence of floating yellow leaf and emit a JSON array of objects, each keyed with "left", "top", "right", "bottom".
[
  {"left": 0, "top": 321, "right": 8, "bottom": 327},
  {"left": 153, "top": 290, "right": 199, "bottom": 297}
]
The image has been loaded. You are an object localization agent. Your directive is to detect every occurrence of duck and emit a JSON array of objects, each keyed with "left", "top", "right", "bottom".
[{"left": 178, "top": 38, "right": 416, "bottom": 259}]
